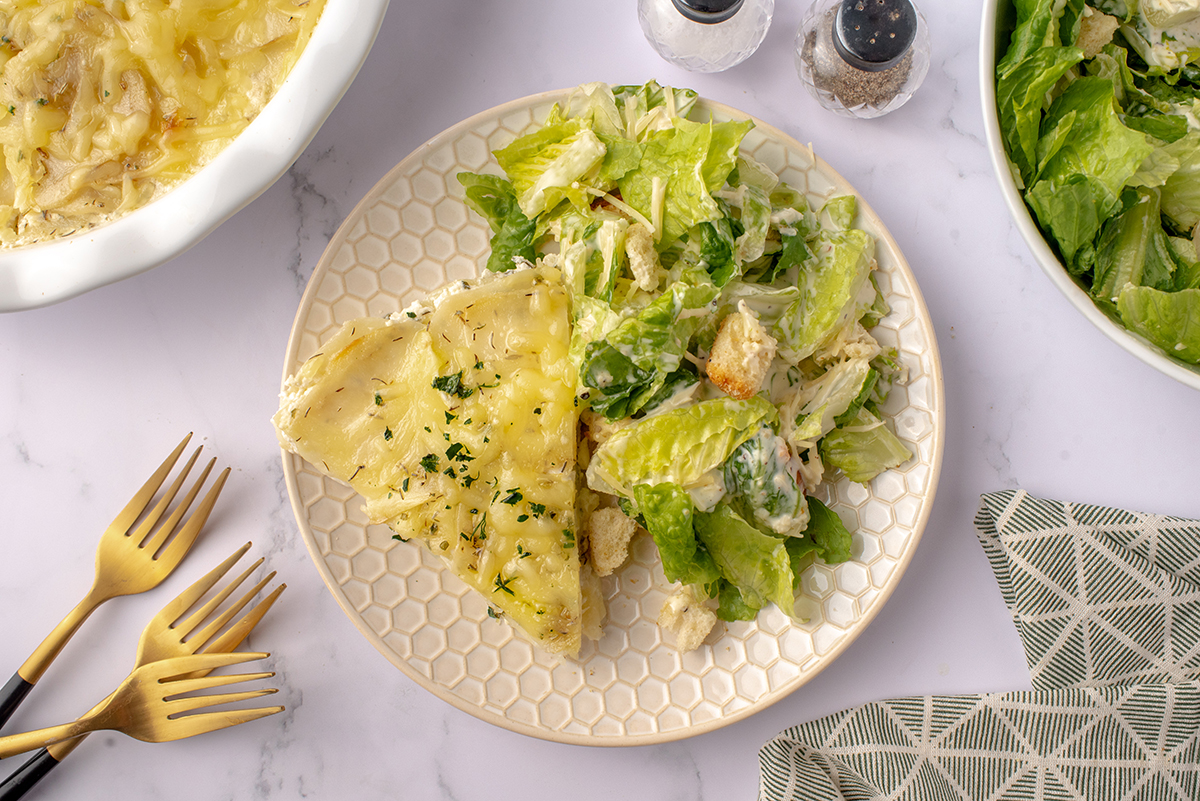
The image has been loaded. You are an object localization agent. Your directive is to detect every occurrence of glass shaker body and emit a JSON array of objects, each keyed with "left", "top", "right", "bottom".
[
  {"left": 639, "top": 0, "right": 774, "bottom": 73},
  {"left": 796, "top": 0, "right": 930, "bottom": 119}
]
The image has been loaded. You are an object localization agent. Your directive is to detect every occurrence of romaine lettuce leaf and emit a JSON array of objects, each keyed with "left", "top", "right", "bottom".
[
  {"left": 787, "top": 357, "right": 874, "bottom": 444},
  {"left": 775, "top": 228, "right": 875, "bottom": 362},
  {"left": 723, "top": 427, "right": 809, "bottom": 536},
  {"left": 569, "top": 294, "right": 623, "bottom": 373},
  {"left": 1170, "top": 237, "right": 1200, "bottom": 290},
  {"left": 587, "top": 395, "right": 775, "bottom": 499},
  {"left": 579, "top": 277, "right": 720, "bottom": 419},
  {"left": 494, "top": 119, "right": 606, "bottom": 218},
  {"left": 617, "top": 118, "right": 753, "bottom": 249},
  {"left": 713, "top": 579, "right": 761, "bottom": 622},
  {"left": 613, "top": 80, "right": 699, "bottom": 134},
  {"left": 732, "top": 154, "right": 779, "bottom": 193},
  {"left": 1025, "top": 77, "right": 1154, "bottom": 262},
  {"left": 805, "top": 496, "right": 853, "bottom": 564},
  {"left": 735, "top": 184, "right": 772, "bottom": 266},
  {"left": 1160, "top": 133, "right": 1200, "bottom": 231},
  {"left": 456, "top": 173, "right": 537, "bottom": 273},
  {"left": 696, "top": 216, "right": 739, "bottom": 287},
  {"left": 1092, "top": 187, "right": 1176, "bottom": 302},
  {"left": 694, "top": 504, "right": 797, "bottom": 618},
  {"left": 776, "top": 496, "right": 851, "bottom": 582},
  {"left": 633, "top": 483, "right": 719, "bottom": 585},
  {"left": 996, "top": 45, "right": 1084, "bottom": 187},
  {"left": 819, "top": 407, "right": 912, "bottom": 484},
  {"left": 558, "top": 212, "right": 629, "bottom": 302},
  {"left": 820, "top": 195, "right": 857, "bottom": 231},
  {"left": 996, "top": 0, "right": 1070, "bottom": 81},
  {"left": 1117, "top": 285, "right": 1200, "bottom": 363}
]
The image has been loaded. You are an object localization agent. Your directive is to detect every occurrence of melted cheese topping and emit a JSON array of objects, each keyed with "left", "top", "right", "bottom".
[
  {"left": 274, "top": 267, "right": 583, "bottom": 655},
  {"left": 0, "top": 0, "right": 325, "bottom": 246}
]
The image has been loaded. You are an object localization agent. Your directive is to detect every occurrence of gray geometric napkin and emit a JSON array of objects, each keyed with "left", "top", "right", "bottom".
[{"left": 758, "top": 490, "right": 1200, "bottom": 801}]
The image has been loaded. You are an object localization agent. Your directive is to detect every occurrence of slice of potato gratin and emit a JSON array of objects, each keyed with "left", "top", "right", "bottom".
[{"left": 274, "top": 266, "right": 583, "bottom": 655}]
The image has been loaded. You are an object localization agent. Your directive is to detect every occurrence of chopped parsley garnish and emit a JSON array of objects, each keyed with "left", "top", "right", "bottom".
[
  {"left": 462, "top": 475, "right": 477, "bottom": 488},
  {"left": 444, "top": 467, "right": 456, "bottom": 478},
  {"left": 473, "top": 357, "right": 484, "bottom": 369},
  {"left": 392, "top": 533, "right": 410, "bottom": 543},
  {"left": 374, "top": 392, "right": 383, "bottom": 406},
  {"left": 419, "top": 453, "right": 439, "bottom": 472},
  {"left": 517, "top": 514, "right": 529, "bottom": 523},
  {"left": 402, "top": 478, "right": 410, "bottom": 492},
  {"left": 529, "top": 502, "right": 547, "bottom": 517},
  {"left": 406, "top": 311, "right": 417, "bottom": 319},
  {"left": 500, "top": 489, "right": 523, "bottom": 505},
  {"left": 517, "top": 544, "right": 532, "bottom": 559},
  {"left": 533, "top": 407, "right": 542, "bottom": 415},
  {"left": 445, "top": 411, "right": 456, "bottom": 424},
  {"left": 445, "top": 442, "right": 474, "bottom": 462},
  {"left": 432, "top": 371, "right": 474, "bottom": 399},
  {"left": 383, "top": 426, "right": 393, "bottom": 441},
  {"left": 493, "top": 573, "right": 516, "bottom": 595},
  {"left": 562, "top": 528, "right": 576, "bottom": 549}
]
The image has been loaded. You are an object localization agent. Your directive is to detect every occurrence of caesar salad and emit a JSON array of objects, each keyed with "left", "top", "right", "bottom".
[{"left": 457, "top": 80, "right": 912, "bottom": 650}]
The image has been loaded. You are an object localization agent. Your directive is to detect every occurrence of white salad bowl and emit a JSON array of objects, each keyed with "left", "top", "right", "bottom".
[
  {"left": 0, "top": 0, "right": 391, "bottom": 313},
  {"left": 980, "top": 0, "right": 1200, "bottom": 391}
]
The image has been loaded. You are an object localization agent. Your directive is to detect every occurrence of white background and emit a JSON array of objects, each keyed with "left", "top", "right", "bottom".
[{"left": 2, "top": 1, "right": 1198, "bottom": 798}]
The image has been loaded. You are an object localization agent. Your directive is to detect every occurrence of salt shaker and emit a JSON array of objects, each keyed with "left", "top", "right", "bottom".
[
  {"left": 796, "top": 0, "right": 930, "bottom": 119},
  {"left": 638, "top": 0, "right": 774, "bottom": 73}
]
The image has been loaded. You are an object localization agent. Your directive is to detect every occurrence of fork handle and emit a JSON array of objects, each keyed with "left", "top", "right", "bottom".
[
  {"left": 0, "top": 674, "right": 33, "bottom": 730},
  {"left": 0, "top": 721, "right": 88, "bottom": 761},
  {"left": 0, "top": 748, "right": 58, "bottom": 800},
  {"left": 0, "top": 592, "right": 104, "bottom": 731},
  {"left": 17, "top": 591, "right": 103, "bottom": 688}
]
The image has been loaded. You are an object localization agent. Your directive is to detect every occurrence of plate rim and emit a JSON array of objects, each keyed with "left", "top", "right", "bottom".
[{"left": 279, "top": 86, "right": 946, "bottom": 746}]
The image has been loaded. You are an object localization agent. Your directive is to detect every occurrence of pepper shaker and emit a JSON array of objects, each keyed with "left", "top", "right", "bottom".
[
  {"left": 796, "top": 0, "right": 930, "bottom": 119},
  {"left": 639, "top": 0, "right": 774, "bottom": 73}
]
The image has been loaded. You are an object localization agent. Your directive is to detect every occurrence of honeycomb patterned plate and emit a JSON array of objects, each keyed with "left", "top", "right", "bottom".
[{"left": 279, "top": 89, "right": 945, "bottom": 746}]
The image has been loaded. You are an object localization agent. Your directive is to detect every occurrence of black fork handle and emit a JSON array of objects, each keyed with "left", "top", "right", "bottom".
[
  {"left": 0, "top": 673, "right": 33, "bottom": 731},
  {"left": 0, "top": 748, "right": 59, "bottom": 799}
]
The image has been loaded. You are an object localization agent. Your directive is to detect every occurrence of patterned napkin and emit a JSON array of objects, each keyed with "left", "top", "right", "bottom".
[{"left": 758, "top": 489, "right": 1200, "bottom": 801}]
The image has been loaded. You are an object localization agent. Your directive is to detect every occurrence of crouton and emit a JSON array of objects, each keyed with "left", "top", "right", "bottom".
[
  {"left": 625, "top": 222, "right": 661, "bottom": 292},
  {"left": 1076, "top": 8, "right": 1120, "bottom": 58},
  {"left": 658, "top": 585, "right": 717, "bottom": 653},
  {"left": 706, "top": 301, "right": 777, "bottom": 400},
  {"left": 587, "top": 506, "right": 637, "bottom": 577}
]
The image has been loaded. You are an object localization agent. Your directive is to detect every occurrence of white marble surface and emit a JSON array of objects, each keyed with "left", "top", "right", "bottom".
[{"left": 1, "top": 1, "right": 1198, "bottom": 798}]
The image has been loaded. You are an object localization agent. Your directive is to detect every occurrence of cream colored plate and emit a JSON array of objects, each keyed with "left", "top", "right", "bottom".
[{"left": 279, "top": 89, "right": 946, "bottom": 745}]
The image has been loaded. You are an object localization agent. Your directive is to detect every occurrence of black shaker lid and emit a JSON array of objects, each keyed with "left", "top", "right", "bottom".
[
  {"left": 670, "top": 0, "right": 746, "bottom": 24},
  {"left": 833, "top": 0, "right": 917, "bottom": 72}
]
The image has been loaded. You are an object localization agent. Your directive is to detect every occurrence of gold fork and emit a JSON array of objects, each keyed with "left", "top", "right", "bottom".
[
  {"left": 0, "top": 652, "right": 281, "bottom": 759},
  {"left": 0, "top": 545, "right": 285, "bottom": 799},
  {"left": 0, "top": 433, "right": 229, "bottom": 729}
]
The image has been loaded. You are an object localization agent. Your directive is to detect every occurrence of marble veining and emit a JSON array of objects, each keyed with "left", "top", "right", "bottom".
[{"left": 1, "top": 1, "right": 1198, "bottom": 799}]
